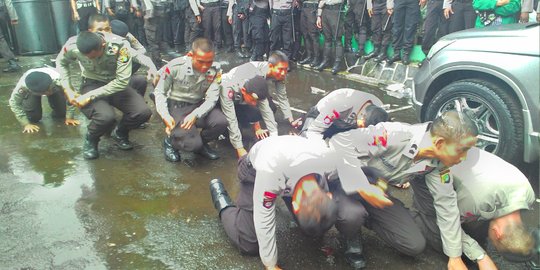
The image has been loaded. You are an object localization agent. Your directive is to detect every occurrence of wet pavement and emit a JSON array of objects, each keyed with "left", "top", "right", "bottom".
[{"left": 0, "top": 54, "right": 538, "bottom": 270}]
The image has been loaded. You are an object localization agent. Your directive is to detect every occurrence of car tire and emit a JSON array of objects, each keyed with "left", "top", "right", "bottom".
[{"left": 425, "top": 79, "right": 523, "bottom": 163}]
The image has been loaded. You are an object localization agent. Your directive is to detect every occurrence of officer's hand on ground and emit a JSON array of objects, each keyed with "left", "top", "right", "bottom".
[
  {"left": 180, "top": 115, "right": 197, "bottom": 130},
  {"left": 387, "top": 8, "right": 393, "bottom": 15},
  {"left": 65, "top": 118, "right": 80, "bottom": 126},
  {"left": 162, "top": 115, "right": 176, "bottom": 135},
  {"left": 11, "top": 20, "right": 18, "bottom": 25},
  {"left": 316, "top": 16, "right": 322, "bottom": 29},
  {"left": 228, "top": 16, "right": 233, "bottom": 24},
  {"left": 448, "top": 257, "right": 468, "bottom": 270},
  {"left": 236, "top": 148, "right": 248, "bottom": 158},
  {"left": 196, "top": 16, "right": 202, "bottom": 24},
  {"left": 23, "top": 124, "right": 40, "bottom": 134},
  {"left": 359, "top": 184, "right": 393, "bottom": 208},
  {"left": 519, "top": 12, "right": 529, "bottom": 23},
  {"left": 477, "top": 255, "right": 497, "bottom": 270},
  {"left": 444, "top": 7, "right": 454, "bottom": 19}
]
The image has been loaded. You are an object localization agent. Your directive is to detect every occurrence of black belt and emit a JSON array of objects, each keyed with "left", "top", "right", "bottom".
[
  {"left": 202, "top": 2, "right": 220, "bottom": 7},
  {"left": 302, "top": 3, "right": 318, "bottom": 8},
  {"left": 168, "top": 99, "right": 197, "bottom": 108},
  {"left": 324, "top": 3, "right": 342, "bottom": 10},
  {"left": 272, "top": 8, "right": 292, "bottom": 15}
]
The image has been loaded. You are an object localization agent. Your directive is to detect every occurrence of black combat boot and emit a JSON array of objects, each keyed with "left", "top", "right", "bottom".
[
  {"left": 374, "top": 46, "right": 388, "bottom": 63},
  {"left": 209, "top": 178, "right": 235, "bottom": 217},
  {"left": 331, "top": 46, "right": 344, "bottom": 75},
  {"left": 344, "top": 235, "right": 367, "bottom": 269},
  {"left": 315, "top": 44, "right": 332, "bottom": 71},
  {"left": 235, "top": 47, "right": 248, "bottom": 58},
  {"left": 3, "top": 59, "right": 21, "bottom": 73},
  {"left": 83, "top": 135, "right": 99, "bottom": 160},
  {"left": 309, "top": 48, "right": 320, "bottom": 67},
  {"left": 355, "top": 45, "right": 364, "bottom": 59},
  {"left": 387, "top": 52, "right": 401, "bottom": 65},
  {"left": 402, "top": 51, "right": 411, "bottom": 65},
  {"left": 111, "top": 127, "right": 134, "bottom": 150},
  {"left": 298, "top": 51, "right": 313, "bottom": 65},
  {"left": 197, "top": 143, "right": 219, "bottom": 160},
  {"left": 163, "top": 137, "right": 180, "bottom": 162},
  {"left": 364, "top": 46, "right": 379, "bottom": 60}
]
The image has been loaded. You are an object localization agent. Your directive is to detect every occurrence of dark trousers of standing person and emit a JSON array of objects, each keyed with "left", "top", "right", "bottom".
[
  {"left": 391, "top": 0, "right": 420, "bottom": 55},
  {"left": 132, "top": 14, "right": 148, "bottom": 46},
  {"left": 0, "top": 9, "right": 16, "bottom": 61},
  {"left": 23, "top": 92, "right": 67, "bottom": 123},
  {"left": 249, "top": 6, "right": 270, "bottom": 61},
  {"left": 168, "top": 100, "right": 227, "bottom": 153},
  {"left": 370, "top": 1, "right": 393, "bottom": 57},
  {"left": 161, "top": 11, "right": 175, "bottom": 49},
  {"left": 79, "top": 78, "right": 152, "bottom": 141},
  {"left": 421, "top": 0, "right": 448, "bottom": 53},
  {"left": 291, "top": 7, "right": 302, "bottom": 61},
  {"left": 202, "top": 3, "right": 222, "bottom": 47},
  {"left": 344, "top": 0, "right": 369, "bottom": 54},
  {"left": 76, "top": 6, "right": 98, "bottom": 31},
  {"left": 299, "top": 3, "right": 320, "bottom": 65},
  {"left": 144, "top": 13, "right": 165, "bottom": 67},
  {"left": 220, "top": 4, "right": 234, "bottom": 51},
  {"left": 318, "top": 4, "right": 344, "bottom": 72},
  {"left": 171, "top": 8, "right": 186, "bottom": 51},
  {"left": 185, "top": 8, "right": 204, "bottom": 49},
  {"left": 232, "top": 2, "right": 251, "bottom": 51},
  {"left": 447, "top": 0, "right": 475, "bottom": 33},
  {"left": 270, "top": 9, "right": 294, "bottom": 59},
  {"left": 219, "top": 156, "right": 365, "bottom": 255}
]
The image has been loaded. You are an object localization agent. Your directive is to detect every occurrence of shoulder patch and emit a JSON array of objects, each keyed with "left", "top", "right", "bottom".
[
  {"left": 263, "top": 191, "right": 277, "bottom": 209},
  {"left": 368, "top": 129, "right": 388, "bottom": 147},
  {"left": 118, "top": 47, "right": 130, "bottom": 63},
  {"left": 108, "top": 44, "right": 120, "bottom": 55}
]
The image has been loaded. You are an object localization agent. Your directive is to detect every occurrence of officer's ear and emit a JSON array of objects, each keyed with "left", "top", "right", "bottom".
[
  {"left": 433, "top": 136, "right": 446, "bottom": 150},
  {"left": 187, "top": 51, "right": 194, "bottom": 57}
]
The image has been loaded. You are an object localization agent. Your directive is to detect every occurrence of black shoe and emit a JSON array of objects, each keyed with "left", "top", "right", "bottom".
[
  {"left": 344, "top": 45, "right": 352, "bottom": 53},
  {"left": 111, "top": 128, "right": 133, "bottom": 150},
  {"left": 402, "top": 53, "right": 411, "bottom": 65},
  {"left": 298, "top": 55, "right": 313, "bottom": 65},
  {"left": 364, "top": 48, "right": 379, "bottom": 60},
  {"left": 3, "top": 59, "right": 21, "bottom": 73},
  {"left": 374, "top": 51, "right": 387, "bottom": 63},
  {"left": 163, "top": 137, "right": 180, "bottom": 162},
  {"left": 355, "top": 48, "right": 364, "bottom": 59},
  {"left": 344, "top": 236, "right": 366, "bottom": 269},
  {"left": 331, "top": 61, "right": 342, "bottom": 75},
  {"left": 387, "top": 54, "right": 401, "bottom": 65},
  {"left": 209, "top": 178, "right": 234, "bottom": 216},
  {"left": 83, "top": 135, "right": 99, "bottom": 160},
  {"left": 197, "top": 143, "right": 219, "bottom": 160}
]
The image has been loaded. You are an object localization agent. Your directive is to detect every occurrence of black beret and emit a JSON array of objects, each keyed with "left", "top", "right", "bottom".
[
  {"left": 111, "top": 20, "right": 129, "bottom": 37},
  {"left": 243, "top": 76, "right": 269, "bottom": 100},
  {"left": 25, "top": 71, "right": 52, "bottom": 94}
]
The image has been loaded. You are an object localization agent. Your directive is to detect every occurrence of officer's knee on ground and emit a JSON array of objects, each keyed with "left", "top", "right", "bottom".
[{"left": 399, "top": 234, "right": 426, "bottom": 257}]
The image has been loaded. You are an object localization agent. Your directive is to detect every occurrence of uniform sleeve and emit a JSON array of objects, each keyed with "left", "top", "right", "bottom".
[
  {"left": 462, "top": 232, "right": 486, "bottom": 261},
  {"left": 130, "top": 0, "right": 139, "bottom": 8},
  {"left": 220, "top": 87, "right": 244, "bottom": 149},
  {"left": 494, "top": 0, "right": 521, "bottom": 16},
  {"left": 258, "top": 99, "right": 278, "bottom": 136},
  {"left": 189, "top": 0, "right": 201, "bottom": 16},
  {"left": 443, "top": 0, "right": 452, "bottom": 9},
  {"left": 103, "top": 0, "right": 111, "bottom": 8},
  {"left": 81, "top": 47, "right": 133, "bottom": 98},
  {"left": 227, "top": 0, "right": 234, "bottom": 16},
  {"left": 253, "top": 171, "right": 279, "bottom": 269},
  {"left": 367, "top": 0, "right": 373, "bottom": 10},
  {"left": 387, "top": 0, "right": 394, "bottom": 9},
  {"left": 8, "top": 86, "right": 30, "bottom": 126},
  {"left": 132, "top": 51, "right": 158, "bottom": 74},
  {"left": 425, "top": 170, "right": 463, "bottom": 258},
  {"left": 521, "top": 0, "right": 533, "bottom": 12},
  {"left": 187, "top": 74, "right": 221, "bottom": 119},
  {"left": 127, "top": 33, "right": 147, "bottom": 53},
  {"left": 55, "top": 44, "right": 78, "bottom": 91},
  {"left": 154, "top": 66, "right": 175, "bottom": 120},
  {"left": 318, "top": 0, "right": 325, "bottom": 16},
  {"left": 272, "top": 81, "right": 293, "bottom": 120},
  {"left": 5, "top": 0, "right": 18, "bottom": 21}
]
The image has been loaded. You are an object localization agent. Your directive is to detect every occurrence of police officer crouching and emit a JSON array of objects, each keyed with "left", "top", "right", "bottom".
[
  {"left": 56, "top": 31, "right": 152, "bottom": 160},
  {"left": 154, "top": 38, "right": 227, "bottom": 166}
]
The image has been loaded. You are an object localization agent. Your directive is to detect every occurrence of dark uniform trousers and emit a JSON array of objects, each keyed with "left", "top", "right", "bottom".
[
  {"left": 202, "top": 2, "right": 222, "bottom": 47},
  {"left": 144, "top": 14, "right": 165, "bottom": 65},
  {"left": 410, "top": 176, "right": 489, "bottom": 254},
  {"left": 220, "top": 156, "right": 366, "bottom": 254},
  {"left": 391, "top": 0, "right": 420, "bottom": 53},
  {"left": 370, "top": 0, "right": 393, "bottom": 48},
  {"left": 77, "top": 6, "right": 98, "bottom": 31},
  {"left": 232, "top": 1, "right": 252, "bottom": 50},
  {"left": 184, "top": 7, "right": 204, "bottom": 49},
  {"left": 321, "top": 5, "right": 345, "bottom": 57},
  {"left": 249, "top": 6, "right": 270, "bottom": 60},
  {"left": 421, "top": 0, "right": 448, "bottom": 52},
  {"left": 299, "top": 4, "right": 319, "bottom": 58},
  {"left": 0, "top": 9, "right": 15, "bottom": 61},
  {"left": 23, "top": 91, "right": 67, "bottom": 123},
  {"left": 221, "top": 3, "right": 234, "bottom": 48},
  {"left": 168, "top": 100, "right": 227, "bottom": 152},
  {"left": 447, "top": 0, "right": 475, "bottom": 33},
  {"left": 171, "top": 8, "right": 186, "bottom": 47},
  {"left": 128, "top": 74, "right": 148, "bottom": 97},
  {"left": 270, "top": 9, "right": 294, "bottom": 58},
  {"left": 344, "top": 0, "right": 369, "bottom": 50},
  {"left": 80, "top": 79, "right": 152, "bottom": 140}
]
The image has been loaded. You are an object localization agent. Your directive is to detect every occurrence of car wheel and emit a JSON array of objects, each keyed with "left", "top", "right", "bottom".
[{"left": 425, "top": 79, "right": 523, "bottom": 163}]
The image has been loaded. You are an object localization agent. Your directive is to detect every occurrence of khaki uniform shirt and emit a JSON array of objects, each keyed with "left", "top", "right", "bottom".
[
  {"left": 305, "top": 88, "right": 383, "bottom": 140},
  {"left": 220, "top": 63, "right": 278, "bottom": 149},
  {"left": 249, "top": 136, "right": 336, "bottom": 269},
  {"left": 154, "top": 56, "right": 221, "bottom": 121},
  {"left": 329, "top": 122, "right": 466, "bottom": 258},
  {"left": 448, "top": 147, "right": 536, "bottom": 260},
  {"left": 56, "top": 33, "right": 134, "bottom": 100},
  {"left": 8, "top": 67, "right": 75, "bottom": 126}
]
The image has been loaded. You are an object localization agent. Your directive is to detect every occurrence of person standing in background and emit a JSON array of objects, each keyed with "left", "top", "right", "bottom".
[
  {"left": 70, "top": 0, "right": 101, "bottom": 31},
  {"left": 0, "top": 0, "right": 20, "bottom": 72}
]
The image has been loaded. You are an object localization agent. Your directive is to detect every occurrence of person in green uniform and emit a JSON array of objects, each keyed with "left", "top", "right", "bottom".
[{"left": 473, "top": 0, "right": 520, "bottom": 27}]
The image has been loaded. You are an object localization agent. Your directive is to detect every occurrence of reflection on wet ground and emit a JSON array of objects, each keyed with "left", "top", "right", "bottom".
[{"left": 0, "top": 55, "right": 537, "bottom": 270}]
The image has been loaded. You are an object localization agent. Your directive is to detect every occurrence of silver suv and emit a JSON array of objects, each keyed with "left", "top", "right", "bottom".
[{"left": 413, "top": 23, "right": 540, "bottom": 163}]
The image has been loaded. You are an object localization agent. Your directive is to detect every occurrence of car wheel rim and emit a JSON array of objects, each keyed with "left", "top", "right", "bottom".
[{"left": 436, "top": 95, "right": 500, "bottom": 154}]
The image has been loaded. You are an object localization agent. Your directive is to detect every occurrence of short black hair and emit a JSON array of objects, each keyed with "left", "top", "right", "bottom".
[
  {"left": 76, "top": 31, "right": 104, "bottom": 54},
  {"left": 88, "top": 14, "right": 109, "bottom": 27},
  {"left": 268, "top": 50, "right": 288, "bottom": 65},
  {"left": 243, "top": 76, "right": 269, "bottom": 100},
  {"left": 111, "top": 20, "right": 129, "bottom": 37},
  {"left": 431, "top": 110, "right": 479, "bottom": 142},
  {"left": 363, "top": 104, "right": 388, "bottom": 127},
  {"left": 191, "top": 38, "right": 214, "bottom": 53}
]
